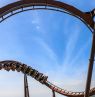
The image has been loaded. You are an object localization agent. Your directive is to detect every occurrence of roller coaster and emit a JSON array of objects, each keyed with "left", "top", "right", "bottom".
[
  {"left": 0, "top": 0, "right": 95, "bottom": 97},
  {"left": 0, "top": 60, "right": 95, "bottom": 97}
]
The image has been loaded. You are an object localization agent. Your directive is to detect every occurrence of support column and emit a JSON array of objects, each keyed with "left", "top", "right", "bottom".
[
  {"left": 52, "top": 90, "right": 55, "bottom": 97},
  {"left": 84, "top": 31, "right": 95, "bottom": 97},
  {"left": 24, "top": 74, "right": 30, "bottom": 97}
]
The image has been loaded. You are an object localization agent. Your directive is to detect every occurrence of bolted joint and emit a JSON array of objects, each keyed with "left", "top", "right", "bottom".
[
  {"left": 91, "top": 9, "right": 95, "bottom": 24},
  {"left": 89, "top": 58, "right": 95, "bottom": 62},
  {"left": 91, "top": 9, "right": 95, "bottom": 17}
]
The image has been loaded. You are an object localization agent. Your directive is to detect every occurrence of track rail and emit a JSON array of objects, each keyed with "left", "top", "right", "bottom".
[
  {"left": 0, "top": 60, "right": 95, "bottom": 97},
  {"left": 0, "top": 0, "right": 95, "bottom": 97},
  {"left": 0, "top": 0, "right": 94, "bottom": 31}
]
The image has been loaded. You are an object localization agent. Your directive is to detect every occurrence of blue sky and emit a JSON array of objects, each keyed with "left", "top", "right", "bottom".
[{"left": 0, "top": 0, "right": 95, "bottom": 97}]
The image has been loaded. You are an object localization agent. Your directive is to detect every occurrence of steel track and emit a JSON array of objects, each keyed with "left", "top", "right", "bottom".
[
  {"left": 0, "top": 0, "right": 94, "bottom": 31},
  {"left": 0, "top": 60, "right": 95, "bottom": 97},
  {"left": 0, "top": 0, "right": 95, "bottom": 97}
]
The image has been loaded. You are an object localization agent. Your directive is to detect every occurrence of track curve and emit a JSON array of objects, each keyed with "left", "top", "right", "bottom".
[
  {"left": 0, "top": 0, "right": 94, "bottom": 96},
  {"left": 0, "top": 60, "right": 95, "bottom": 97},
  {"left": 0, "top": 0, "right": 94, "bottom": 31}
]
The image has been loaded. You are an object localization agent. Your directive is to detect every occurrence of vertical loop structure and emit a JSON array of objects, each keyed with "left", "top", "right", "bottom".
[{"left": 0, "top": 0, "right": 95, "bottom": 97}]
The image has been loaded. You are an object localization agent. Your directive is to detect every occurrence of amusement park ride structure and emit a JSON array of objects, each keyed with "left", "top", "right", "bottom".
[{"left": 0, "top": 0, "right": 95, "bottom": 97}]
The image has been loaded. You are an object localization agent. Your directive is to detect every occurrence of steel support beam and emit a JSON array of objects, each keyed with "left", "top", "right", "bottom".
[
  {"left": 52, "top": 90, "right": 55, "bottom": 97},
  {"left": 0, "top": 0, "right": 94, "bottom": 31},
  {"left": 84, "top": 29, "right": 95, "bottom": 97},
  {"left": 0, "top": 0, "right": 95, "bottom": 97},
  {"left": 24, "top": 74, "right": 30, "bottom": 97}
]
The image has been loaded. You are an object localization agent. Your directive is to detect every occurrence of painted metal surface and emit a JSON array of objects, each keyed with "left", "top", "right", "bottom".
[
  {"left": 0, "top": 0, "right": 95, "bottom": 97},
  {"left": 0, "top": 60, "right": 95, "bottom": 97}
]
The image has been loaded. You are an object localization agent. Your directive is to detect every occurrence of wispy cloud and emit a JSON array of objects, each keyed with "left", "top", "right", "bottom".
[
  {"left": 30, "top": 11, "right": 47, "bottom": 34},
  {"left": 33, "top": 37, "right": 58, "bottom": 66},
  {"left": 70, "top": 37, "right": 91, "bottom": 66},
  {"left": 62, "top": 25, "right": 80, "bottom": 66},
  {"left": 0, "top": 0, "right": 94, "bottom": 96}
]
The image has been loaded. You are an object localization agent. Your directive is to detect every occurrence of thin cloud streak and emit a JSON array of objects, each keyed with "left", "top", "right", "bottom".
[
  {"left": 30, "top": 11, "right": 47, "bottom": 34},
  {"left": 62, "top": 25, "right": 80, "bottom": 66},
  {"left": 70, "top": 37, "right": 92, "bottom": 66},
  {"left": 34, "top": 37, "right": 58, "bottom": 66},
  {"left": 0, "top": 0, "right": 95, "bottom": 97}
]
